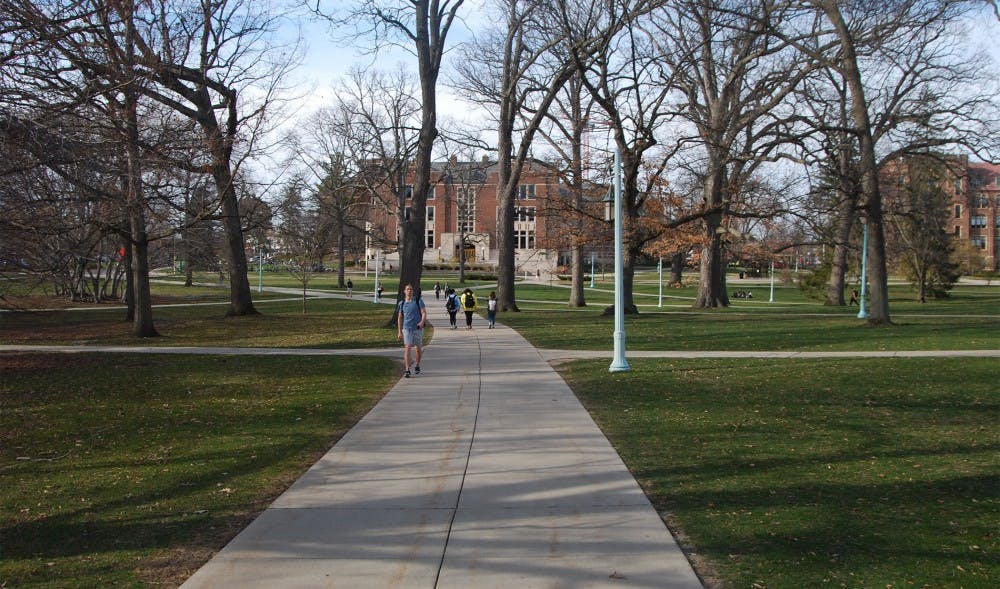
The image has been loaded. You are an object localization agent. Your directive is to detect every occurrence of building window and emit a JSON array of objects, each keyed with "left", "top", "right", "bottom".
[
  {"left": 516, "top": 206, "right": 536, "bottom": 222},
  {"left": 971, "top": 214, "right": 987, "bottom": 228},
  {"left": 973, "top": 195, "right": 989, "bottom": 208},
  {"left": 515, "top": 229, "right": 535, "bottom": 249},
  {"left": 970, "top": 235, "right": 986, "bottom": 249},
  {"left": 954, "top": 204, "right": 962, "bottom": 219},
  {"left": 457, "top": 187, "right": 475, "bottom": 234},
  {"left": 404, "top": 185, "right": 413, "bottom": 200},
  {"left": 955, "top": 178, "right": 963, "bottom": 193},
  {"left": 426, "top": 206, "right": 435, "bottom": 248},
  {"left": 954, "top": 226, "right": 961, "bottom": 237},
  {"left": 427, "top": 186, "right": 435, "bottom": 200},
  {"left": 518, "top": 184, "right": 536, "bottom": 199}
]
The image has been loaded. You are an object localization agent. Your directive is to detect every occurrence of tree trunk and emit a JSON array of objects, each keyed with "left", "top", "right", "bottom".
[
  {"left": 670, "top": 252, "right": 683, "bottom": 285},
  {"left": 212, "top": 160, "right": 257, "bottom": 317},
  {"left": 496, "top": 100, "right": 519, "bottom": 312},
  {"left": 567, "top": 79, "right": 586, "bottom": 308},
  {"left": 823, "top": 2, "right": 891, "bottom": 324},
  {"left": 337, "top": 231, "right": 346, "bottom": 288},
  {"left": 695, "top": 165, "right": 730, "bottom": 308},
  {"left": 496, "top": 183, "right": 518, "bottom": 311},
  {"left": 825, "top": 197, "right": 855, "bottom": 305},
  {"left": 122, "top": 240, "right": 135, "bottom": 320},
  {"left": 569, "top": 245, "right": 585, "bottom": 307},
  {"left": 129, "top": 226, "right": 157, "bottom": 337}
]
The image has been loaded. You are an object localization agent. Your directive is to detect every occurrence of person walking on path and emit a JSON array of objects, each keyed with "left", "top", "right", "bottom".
[
  {"left": 433, "top": 282, "right": 441, "bottom": 299},
  {"left": 849, "top": 289, "right": 859, "bottom": 306},
  {"left": 346, "top": 278, "right": 353, "bottom": 298},
  {"left": 460, "top": 288, "right": 477, "bottom": 330},
  {"left": 487, "top": 291, "right": 498, "bottom": 328},
  {"left": 396, "top": 284, "right": 427, "bottom": 378},
  {"left": 445, "top": 288, "right": 459, "bottom": 329}
]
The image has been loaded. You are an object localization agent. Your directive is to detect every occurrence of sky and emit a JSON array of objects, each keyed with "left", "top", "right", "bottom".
[
  {"left": 279, "top": 2, "right": 489, "bottom": 127},
  {"left": 276, "top": 2, "right": 1000, "bottom": 167}
]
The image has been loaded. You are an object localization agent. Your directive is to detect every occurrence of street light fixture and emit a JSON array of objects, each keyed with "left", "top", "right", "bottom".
[{"left": 605, "top": 148, "right": 630, "bottom": 373}]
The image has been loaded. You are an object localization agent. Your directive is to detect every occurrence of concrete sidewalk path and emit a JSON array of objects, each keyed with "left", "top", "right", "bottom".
[{"left": 180, "top": 298, "right": 704, "bottom": 588}]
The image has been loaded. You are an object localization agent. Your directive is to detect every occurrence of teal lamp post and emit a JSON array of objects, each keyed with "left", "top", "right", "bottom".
[
  {"left": 605, "top": 148, "right": 629, "bottom": 373},
  {"left": 857, "top": 219, "right": 868, "bottom": 319}
]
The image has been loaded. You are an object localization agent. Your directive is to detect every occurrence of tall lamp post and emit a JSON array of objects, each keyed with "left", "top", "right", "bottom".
[
  {"left": 657, "top": 256, "right": 663, "bottom": 308},
  {"left": 857, "top": 219, "right": 868, "bottom": 319},
  {"left": 257, "top": 245, "right": 264, "bottom": 293},
  {"left": 605, "top": 147, "right": 630, "bottom": 373},
  {"left": 768, "top": 260, "right": 775, "bottom": 303},
  {"left": 590, "top": 252, "right": 595, "bottom": 288},
  {"left": 373, "top": 247, "right": 381, "bottom": 304}
]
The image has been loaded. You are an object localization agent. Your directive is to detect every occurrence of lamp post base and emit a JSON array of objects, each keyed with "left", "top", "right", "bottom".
[{"left": 609, "top": 332, "right": 630, "bottom": 372}]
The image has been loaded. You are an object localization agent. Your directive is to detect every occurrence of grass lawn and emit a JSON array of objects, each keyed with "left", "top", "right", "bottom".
[
  {"left": 560, "top": 357, "right": 999, "bottom": 589},
  {"left": 0, "top": 291, "right": 408, "bottom": 349},
  {"left": 499, "top": 284, "right": 1000, "bottom": 351},
  {"left": 1, "top": 276, "right": 997, "bottom": 587},
  {"left": 1, "top": 352, "right": 397, "bottom": 588}
]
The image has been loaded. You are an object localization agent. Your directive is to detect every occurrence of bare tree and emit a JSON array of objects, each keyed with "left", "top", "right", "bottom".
[
  {"left": 536, "top": 71, "right": 600, "bottom": 307},
  {"left": 1, "top": 1, "right": 163, "bottom": 334},
  {"left": 647, "top": 0, "right": 816, "bottom": 308},
  {"left": 789, "top": 0, "right": 999, "bottom": 323},
  {"left": 455, "top": 0, "right": 627, "bottom": 312},
  {"left": 883, "top": 154, "right": 961, "bottom": 302},
  {"left": 289, "top": 104, "right": 373, "bottom": 286},
  {"left": 314, "top": 0, "right": 466, "bottom": 307},
  {"left": 566, "top": 1, "right": 683, "bottom": 314},
  {"left": 125, "top": 0, "right": 299, "bottom": 317},
  {"left": 326, "top": 66, "right": 422, "bottom": 314}
]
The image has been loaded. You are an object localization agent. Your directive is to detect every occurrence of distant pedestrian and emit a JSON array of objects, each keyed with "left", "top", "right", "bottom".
[
  {"left": 434, "top": 282, "right": 441, "bottom": 300},
  {"left": 460, "top": 288, "right": 477, "bottom": 329},
  {"left": 376, "top": 283, "right": 384, "bottom": 302},
  {"left": 445, "top": 288, "right": 459, "bottom": 329},
  {"left": 346, "top": 278, "right": 353, "bottom": 298},
  {"left": 396, "top": 284, "right": 427, "bottom": 378},
  {"left": 487, "top": 291, "right": 497, "bottom": 328},
  {"left": 849, "top": 289, "right": 859, "bottom": 306}
]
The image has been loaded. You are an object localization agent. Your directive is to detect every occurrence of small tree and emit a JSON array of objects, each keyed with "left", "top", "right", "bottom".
[{"left": 886, "top": 155, "right": 960, "bottom": 302}]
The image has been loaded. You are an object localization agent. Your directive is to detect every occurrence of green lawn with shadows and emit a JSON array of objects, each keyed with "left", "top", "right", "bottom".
[
  {"left": 561, "top": 357, "right": 999, "bottom": 589},
  {"left": 1, "top": 353, "right": 396, "bottom": 587}
]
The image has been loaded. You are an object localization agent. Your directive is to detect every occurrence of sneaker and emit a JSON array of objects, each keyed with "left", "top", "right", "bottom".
[
  {"left": 414, "top": 366, "right": 421, "bottom": 375},
  {"left": 404, "top": 370, "right": 411, "bottom": 378}
]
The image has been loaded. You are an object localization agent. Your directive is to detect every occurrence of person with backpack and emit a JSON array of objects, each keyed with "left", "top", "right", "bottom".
[
  {"left": 396, "top": 283, "right": 427, "bottom": 378},
  {"left": 460, "top": 288, "right": 477, "bottom": 330},
  {"left": 444, "top": 288, "right": 459, "bottom": 329},
  {"left": 486, "top": 291, "right": 498, "bottom": 328}
]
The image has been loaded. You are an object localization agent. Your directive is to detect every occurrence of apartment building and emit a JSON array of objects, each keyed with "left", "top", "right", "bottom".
[
  {"left": 882, "top": 154, "right": 999, "bottom": 271},
  {"left": 955, "top": 159, "right": 1000, "bottom": 270}
]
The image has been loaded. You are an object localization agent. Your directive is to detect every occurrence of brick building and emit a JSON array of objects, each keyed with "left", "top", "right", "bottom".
[
  {"left": 364, "top": 157, "right": 567, "bottom": 276},
  {"left": 881, "top": 154, "right": 999, "bottom": 272},
  {"left": 955, "top": 159, "right": 1000, "bottom": 270}
]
